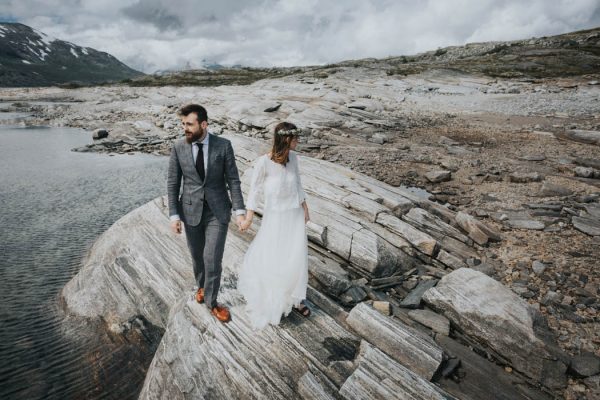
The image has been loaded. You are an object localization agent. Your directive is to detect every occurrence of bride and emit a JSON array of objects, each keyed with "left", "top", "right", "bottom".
[{"left": 237, "top": 122, "right": 311, "bottom": 330}]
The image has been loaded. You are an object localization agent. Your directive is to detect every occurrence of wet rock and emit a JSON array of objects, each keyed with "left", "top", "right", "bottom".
[
  {"left": 425, "top": 170, "right": 452, "bottom": 183},
  {"left": 92, "top": 128, "right": 109, "bottom": 140},
  {"left": 508, "top": 172, "right": 544, "bottom": 183}
]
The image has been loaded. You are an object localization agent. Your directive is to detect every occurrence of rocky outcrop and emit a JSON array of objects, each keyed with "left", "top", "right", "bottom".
[{"left": 62, "top": 134, "right": 578, "bottom": 399}]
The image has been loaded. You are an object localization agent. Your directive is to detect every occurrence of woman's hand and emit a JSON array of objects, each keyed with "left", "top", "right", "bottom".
[{"left": 240, "top": 211, "right": 254, "bottom": 232}]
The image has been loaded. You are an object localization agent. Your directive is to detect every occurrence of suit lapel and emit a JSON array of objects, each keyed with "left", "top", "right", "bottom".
[
  {"left": 181, "top": 140, "right": 202, "bottom": 183},
  {"left": 205, "top": 134, "right": 216, "bottom": 183}
]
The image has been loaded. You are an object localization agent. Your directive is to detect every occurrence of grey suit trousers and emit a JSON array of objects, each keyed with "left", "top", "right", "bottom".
[{"left": 183, "top": 202, "right": 228, "bottom": 308}]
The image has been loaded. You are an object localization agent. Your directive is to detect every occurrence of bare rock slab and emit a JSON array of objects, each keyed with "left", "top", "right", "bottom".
[
  {"left": 346, "top": 302, "right": 444, "bottom": 380},
  {"left": 339, "top": 341, "right": 456, "bottom": 400},
  {"left": 425, "top": 170, "right": 452, "bottom": 183},
  {"left": 408, "top": 309, "right": 450, "bottom": 335},
  {"left": 422, "top": 268, "right": 568, "bottom": 389}
]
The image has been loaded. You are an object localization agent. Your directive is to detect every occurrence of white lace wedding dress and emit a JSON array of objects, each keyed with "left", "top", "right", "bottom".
[{"left": 237, "top": 151, "right": 308, "bottom": 330}]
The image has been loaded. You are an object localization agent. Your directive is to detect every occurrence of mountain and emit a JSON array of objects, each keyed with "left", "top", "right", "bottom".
[{"left": 0, "top": 23, "right": 143, "bottom": 87}]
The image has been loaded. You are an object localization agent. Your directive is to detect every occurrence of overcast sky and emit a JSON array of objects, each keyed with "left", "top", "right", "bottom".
[{"left": 2, "top": 0, "right": 600, "bottom": 73}]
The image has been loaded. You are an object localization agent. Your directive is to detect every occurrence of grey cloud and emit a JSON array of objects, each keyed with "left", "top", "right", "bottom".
[{"left": 121, "top": 0, "right": 182, "bottom": 31}]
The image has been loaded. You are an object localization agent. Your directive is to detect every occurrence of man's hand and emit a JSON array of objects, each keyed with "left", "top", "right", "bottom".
[
  {"left": 171, "top": 220, "right": 182, "bottom": 234},
  {"left": 236, "top": 215, "right": 245, "bottom": 231}
]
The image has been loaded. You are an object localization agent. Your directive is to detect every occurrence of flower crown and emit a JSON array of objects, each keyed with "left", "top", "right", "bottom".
[{"left": 275, "top": 128, "right": 304, "bottom": 136}]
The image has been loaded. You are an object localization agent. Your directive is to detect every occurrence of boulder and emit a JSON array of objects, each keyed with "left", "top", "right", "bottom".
[
  {"left": 422, "top": 268, "right": 568, "bottom": 389},
  {"left": 92, "top": 128, "right": 109, "bottom": 140}
]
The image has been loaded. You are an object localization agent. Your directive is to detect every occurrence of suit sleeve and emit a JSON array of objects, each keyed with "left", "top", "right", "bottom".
[
  {"left": 167, "top": 144, "right": 183, "bottom": 218},
  {"left": 224, "top": 140, "right": 245, "bottom": 211}
]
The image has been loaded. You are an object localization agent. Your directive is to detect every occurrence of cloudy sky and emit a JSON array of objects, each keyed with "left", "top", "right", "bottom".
[{"left": 2, "top": 0, "right": 600, "bottom": 73}]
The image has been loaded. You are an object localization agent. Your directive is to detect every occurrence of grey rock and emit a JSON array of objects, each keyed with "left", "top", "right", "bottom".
[
  {"left": 92, "top": 128, "right": 109, "bottom": 140},
  {"left": 508, "top": 172, "right": 544, "bottom": 183},
  {"left": 340, "top": 286, "right": 368, "bottom": 305},
  {"left": 400, "top": 279, "right": 437, "bottom": 309},
  {"left": 408, "top": 309, "right": 450, "bottom": 335},
  {"left": 532, "top": 260, "right": 547, "bottom": 275},
  {"left": 346, "top": 303, "right": 444, "bottom": 380},
  {"left": 537, "top": 182, "right": 573, "bottom": 197},
  {"left": 519, "top": 154, "right": 546, "bottom": 161},
  {"left": 572, "top": 216, "right": 600, "bottom": 236},
  {"left": 506, "top": 219, "right": 545, "bottom": 230},
  {"left": 423, "top": 268, "right": 568, "bottom": 388},
  {"left": 425, "top": 170, "right": 452, "bottom": 183},
  {"left": 263, "top": 103, "right": 281, "bottom": 112},
  {"left": 308, "top": 256, "right": 352, "bottom": 297},
  {"left": 570, "top": 353, "right": 600, "bottom": 377},
  {"left": 574, "top": 166, "right": 600, "bottom": 179}
]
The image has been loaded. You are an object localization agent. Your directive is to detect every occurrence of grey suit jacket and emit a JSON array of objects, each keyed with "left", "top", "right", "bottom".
[{"left": 167, "top": 134, "right": 245, "bottom": 226}]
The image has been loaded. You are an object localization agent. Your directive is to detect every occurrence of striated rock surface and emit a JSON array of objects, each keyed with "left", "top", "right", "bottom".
[{"left": 61, "top": 135, "right": 573, "bottom": 399}]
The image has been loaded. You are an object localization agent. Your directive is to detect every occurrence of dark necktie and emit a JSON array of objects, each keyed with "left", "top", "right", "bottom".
[{"left": 195, "top": 142, "right": 205, "bottom": 181}]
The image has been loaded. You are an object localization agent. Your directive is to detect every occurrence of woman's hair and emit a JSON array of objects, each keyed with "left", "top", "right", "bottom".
[{"left": 271, "top": 122, "right": 299, "bottom": 165}]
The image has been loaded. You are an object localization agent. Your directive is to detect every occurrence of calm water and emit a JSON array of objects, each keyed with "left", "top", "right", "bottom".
[{"left": 0, "top": 123, "right": 168, "bottom": 399}]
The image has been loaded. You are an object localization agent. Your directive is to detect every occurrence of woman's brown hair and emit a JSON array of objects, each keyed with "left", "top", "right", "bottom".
[{"left": 271, "top": 122, "right": 299, "bottom": 165}]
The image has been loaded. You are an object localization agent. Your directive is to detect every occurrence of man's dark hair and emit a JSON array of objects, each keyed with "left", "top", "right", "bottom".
[{"left": 179, "top": 104, "right": 208, "bottom": 123}]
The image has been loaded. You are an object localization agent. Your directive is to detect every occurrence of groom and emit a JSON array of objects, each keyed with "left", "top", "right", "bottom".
[{"left": 167, "top": 104, "right": 245, "bottom": 323}]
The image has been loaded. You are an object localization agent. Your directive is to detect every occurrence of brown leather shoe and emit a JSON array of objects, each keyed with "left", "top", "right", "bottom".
[
  {"left": 211, "top": 305, "right": 231, "bottom": 323},
  {"left": 195, "top": 288, "right": 204, "bottom": 304}
]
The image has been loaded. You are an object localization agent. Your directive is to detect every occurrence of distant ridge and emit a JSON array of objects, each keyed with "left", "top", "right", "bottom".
[{"left": 0, "top": 23, "right": 144, "bottom": 87}]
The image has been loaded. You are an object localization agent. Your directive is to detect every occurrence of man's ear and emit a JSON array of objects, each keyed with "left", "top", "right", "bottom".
[{"left": 200, "top": 120, "right": 208, "bottom": 130}]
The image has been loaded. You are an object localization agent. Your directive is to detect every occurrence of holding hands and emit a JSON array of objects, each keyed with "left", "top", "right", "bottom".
[{"left": 239, "top": 211, "right": 254, "bottom": 232}]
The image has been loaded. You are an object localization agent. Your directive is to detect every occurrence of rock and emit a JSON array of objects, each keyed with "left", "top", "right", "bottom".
[
  {"left": 339, "top": 341, "right": 454, "bottom": 400},
  {"left": 440, "top": 358, "right": 461, "bottom": 378},
  {"left": 372, "top": 301, "right": 391, "bottom": 316},
  {"left": 308, "top": 256, "right": 352, "bottom": 297},
  {"left": 556, "top": 129, "right": 600, "bottom": 146},
  {"left": 408, "top": 309, "right": 450, "bottom": 335},
  {"left": 422, "top": 268, "right": 568, "bottom": 388},
  {"left": 574, "top": 166, "right": 600, "bottom": 179},
  {"left": 506, "top": 219, "right": 545, "bottom": 230},
  {"left": 92, "top": 128, "right": 109, "bottom": 140},
  {"left": 472, "top": 262, "right": 496, "bottom": 276},
  {"left": 340, "top": 286, "right": 368, "bottom": 305},
  {"left": 537, "top": 182, "right": 573, "bottom": 197},
  {"left": 399, "top": 280, "right": 437, "bottom": 309},
  {"left": 532, "top": 260, "right": 547, "bottom": 275},
  {"left": 572, "top": 216, "right": 600, "bottom": 236},
  {"left": 345, "top": 303, "right": 444, "bottom": 380},
  {"left": 518, "top": 154, "right": 546, "bottom": 161},
  {"left": 370, "top": 133, "right": 388, "bottom": 144},
  {"left": 569, "top": 353, "right": 600, "bottom": 377},
  {"left": 455, "top": 211, "right": 502, "bottom": 245},
  {"left": 508, "top": 172, "right": 544, "bottom": 183},
  {"left": 263, "top": 103, "right": 281, "bottom": 112},
  {"left": 425, "top": 170, "right": 452, "bottom": 183}
]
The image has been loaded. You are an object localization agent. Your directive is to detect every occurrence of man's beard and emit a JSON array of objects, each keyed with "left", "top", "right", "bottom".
[{"left": 185, "top": 129, "right": 204, "bottom": 144}]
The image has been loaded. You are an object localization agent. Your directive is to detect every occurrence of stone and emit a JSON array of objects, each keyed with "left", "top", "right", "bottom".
[
  {"left": 399, "top": 279, "right": 438, "bottom": 309},
  {"left": 508, "top": 172, "right": 544, "bottom": 183},
  {"left": 574, "top": 166, "right": 600, "bottom": 179},
  {"left": 345, "top": 303, "right": 444, "bottom": 380},
  {"left": 339, "top": 341, "right": 454, "bottom": 400},
  {"left": 572, "top": 216, "right": 600, "bottom": 236},
  {"left": 556, "top": 129, "right": 600, "bottom": 146},
  {"left": 425, "top": 170, "right": 452, "bottom": 183},
  {"left": 340, "top": 286, "right": 368, "bottom": 305},
  {"left": 370, "top": 133, "right": 388, "bottom": 144},
  {"left": 455, "top": 211, "right": 502, "bottom": 245},
  {"left": 372, "top": 301, "right": 391, "bottom": 316},
  {"left": 308, "top": 255, "right": 352, "bottom": 297},
  {"left": 408, "top": 309, "right": 450, "bottom": 335},
  {"left": 569, "top": 353, "right": 600, "bottom": 377},
  {"left": 537, "top": 182, "right": 573, "bottom": 197},
  {"left": 92, "top": 128, "right": 109, "bottom": 140},
  {"left": 518, "top": 154, "right": 546, "bottom": 161},
  {"left": 531, "top": 260, "right": 547, "bottom": 275},
  {"left": 422, "top": 268, "right": 568, "bottom": 388},
  {"left": 506, "top": 219, "right": 545, "bottom": 230},
  {"left": 263, "top": 103, "right": 281, "bottom": 112}
]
